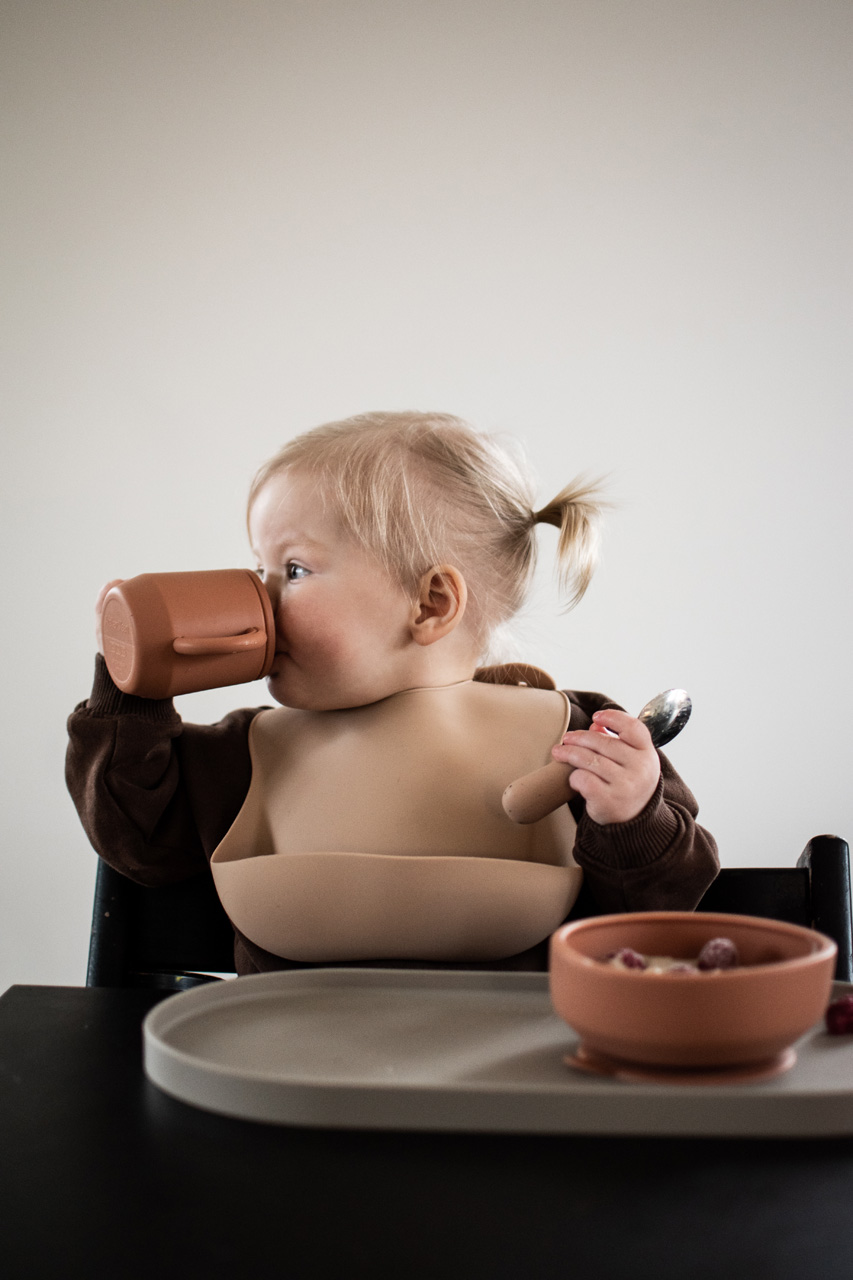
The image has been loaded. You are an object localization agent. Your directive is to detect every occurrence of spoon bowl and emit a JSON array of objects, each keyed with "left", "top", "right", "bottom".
[{"left": 637, "top": 688, "right": 692, "bottom": 749}]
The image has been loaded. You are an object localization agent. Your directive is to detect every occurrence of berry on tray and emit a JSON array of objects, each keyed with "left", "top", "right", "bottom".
[{"left": 825, "top": 994, "right": 853, "bottom": 1035}]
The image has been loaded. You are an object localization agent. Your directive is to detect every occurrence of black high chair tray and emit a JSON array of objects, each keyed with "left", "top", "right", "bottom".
[{"left": 143, "top": 968, "right": 853, "bottom": 1137}]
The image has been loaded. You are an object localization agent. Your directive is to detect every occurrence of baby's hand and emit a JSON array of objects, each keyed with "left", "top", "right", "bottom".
[
  {"left": 95, "top": 580, "right": 124, "bottom": 655},
  {"left": 551, "top": 708, "right": 660, "bottom": 825}
]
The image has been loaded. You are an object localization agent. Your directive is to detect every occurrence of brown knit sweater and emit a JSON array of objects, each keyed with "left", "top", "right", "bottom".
[{"left": 66, "top": 656, "right": 719, "bottom": 974}]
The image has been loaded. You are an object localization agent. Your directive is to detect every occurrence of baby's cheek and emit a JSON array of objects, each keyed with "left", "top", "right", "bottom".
[
  {"left": 279, "top": 600, "right": 328, "bottom": 648},
  {"left": 302, "top": 621, "right": 350, "bottom": 668}
]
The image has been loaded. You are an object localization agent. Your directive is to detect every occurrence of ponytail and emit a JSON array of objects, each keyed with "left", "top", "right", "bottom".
[{"left": 533, "top": 477, "right": 607, "bottom": 610}]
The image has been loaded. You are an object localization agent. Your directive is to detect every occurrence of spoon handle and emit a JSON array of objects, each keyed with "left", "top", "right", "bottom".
[{"left": 502, "top": 759, "right": 575, "bottom": 825}]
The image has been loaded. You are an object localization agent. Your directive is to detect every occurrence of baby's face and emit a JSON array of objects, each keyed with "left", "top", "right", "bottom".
[{"left": 249, "top": 469, "right": 418, "bottom": 710}]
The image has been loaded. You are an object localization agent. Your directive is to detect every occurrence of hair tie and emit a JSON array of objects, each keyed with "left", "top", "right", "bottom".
[{"left": 531, "top": 504, "right": 562, "bottom": 531}]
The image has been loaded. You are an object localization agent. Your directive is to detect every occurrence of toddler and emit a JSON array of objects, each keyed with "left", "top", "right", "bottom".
[{"left": 67, "top": 411, "right": 718, "bottom": 974}]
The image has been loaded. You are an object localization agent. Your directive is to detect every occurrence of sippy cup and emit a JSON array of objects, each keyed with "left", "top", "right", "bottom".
[{"left": 101, "top": 570, "right": 275, "bottom": 698}]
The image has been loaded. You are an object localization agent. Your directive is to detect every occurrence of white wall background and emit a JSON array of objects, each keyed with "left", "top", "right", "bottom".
[{"left": 2, "top": 0, "right": 851, "bottom": 993}]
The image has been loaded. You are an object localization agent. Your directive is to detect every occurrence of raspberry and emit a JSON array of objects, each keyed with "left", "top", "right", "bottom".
[
  {"left": 613, "top": 947, "right": 647, "bottom": 970},
  {"left": 697, "top": 937, "right": 739, "bottom": 971},
  {"left": 825, "top": 995, "right": 853, "bottom": 1035}
]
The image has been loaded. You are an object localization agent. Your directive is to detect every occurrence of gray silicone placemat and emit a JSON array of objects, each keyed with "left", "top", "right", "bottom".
[{"left": 143, "top": 968, "right": 853, "bottom": 1136}]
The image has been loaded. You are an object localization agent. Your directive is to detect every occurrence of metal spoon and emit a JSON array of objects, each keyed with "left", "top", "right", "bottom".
[
  {"left": 637, "top": 688, "right": 692, "bottom": 749},
  {"left": 502, "top": 687, "right": 692, "bottom": 824}
]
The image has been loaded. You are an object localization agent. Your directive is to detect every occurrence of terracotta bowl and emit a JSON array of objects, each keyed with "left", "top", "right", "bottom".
[{"left": 549, "top": 912, "right": 837, "bottom": 1069}]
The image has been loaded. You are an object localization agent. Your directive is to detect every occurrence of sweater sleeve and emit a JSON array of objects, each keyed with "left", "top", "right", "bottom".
[
  {"left": 564, "top": 689, "right": 719, "bottom": 912},
  {"left": 65, "top": 655, "right": 266, "bottom": 886}
]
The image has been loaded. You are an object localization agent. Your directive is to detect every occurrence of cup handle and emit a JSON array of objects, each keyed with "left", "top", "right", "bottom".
[{"left": 172, "top": 629, "right": 267, "bottom": 656}]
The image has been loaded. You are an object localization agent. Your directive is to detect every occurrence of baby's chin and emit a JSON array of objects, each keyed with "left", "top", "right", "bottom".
[
  {"left": 265, "top": 676, "right": 321, "bottom": 710},
  {"left": 266, "top": 672, "right": 402, "bottom": 711}
]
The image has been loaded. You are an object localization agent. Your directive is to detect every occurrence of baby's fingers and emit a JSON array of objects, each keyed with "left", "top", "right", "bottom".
[
  {"left": 591, "top": 708, "right": 654, "bottom": 750},
  {"left": 552, "top": 733, "right": 624, "bottom": 774}
]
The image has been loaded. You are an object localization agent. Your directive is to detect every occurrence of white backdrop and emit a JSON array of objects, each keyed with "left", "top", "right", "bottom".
[{"left": 2, "top": 0, "right": 851, "bottom": 992}]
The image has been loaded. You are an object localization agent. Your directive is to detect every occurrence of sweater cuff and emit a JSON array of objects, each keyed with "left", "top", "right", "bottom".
[
  {"left": 575, "top": 774, "right": 681, "bottom": 871},
  {"left": 82, "top": 653, "right": 179, "bottom": 723}
]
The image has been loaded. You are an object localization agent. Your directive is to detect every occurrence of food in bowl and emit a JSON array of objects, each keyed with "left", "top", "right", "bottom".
[
  {"left": 605, "top": 936, "right": 739, "bottom": 973},
  {"left": 549, "top": 911, "right": 837, "bottom": 1069}
]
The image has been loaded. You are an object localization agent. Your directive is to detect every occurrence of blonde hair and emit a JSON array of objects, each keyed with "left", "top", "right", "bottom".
[{"left": 248, "top": 411, "right": 605, "bottom": 647}]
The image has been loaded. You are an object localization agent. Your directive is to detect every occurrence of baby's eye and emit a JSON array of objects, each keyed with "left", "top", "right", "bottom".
[{"left": 286, "top": 562, "right": 309, "bottom": 582}]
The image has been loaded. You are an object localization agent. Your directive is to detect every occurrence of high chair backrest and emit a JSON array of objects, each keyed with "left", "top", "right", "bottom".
[
  {"left": 87, "top": 860, "right": 236, "bottom": 990},
  {"left": 86, "top": 834, "right": 852, "bottom": 989},
  {"left": 697, "top": 833, "right": 851, "bottom": 980}
]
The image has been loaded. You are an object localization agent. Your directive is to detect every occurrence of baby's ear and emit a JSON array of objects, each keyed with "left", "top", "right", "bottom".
[{"left": 410, "top": 565, "right": 467, "bottom": 645}]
